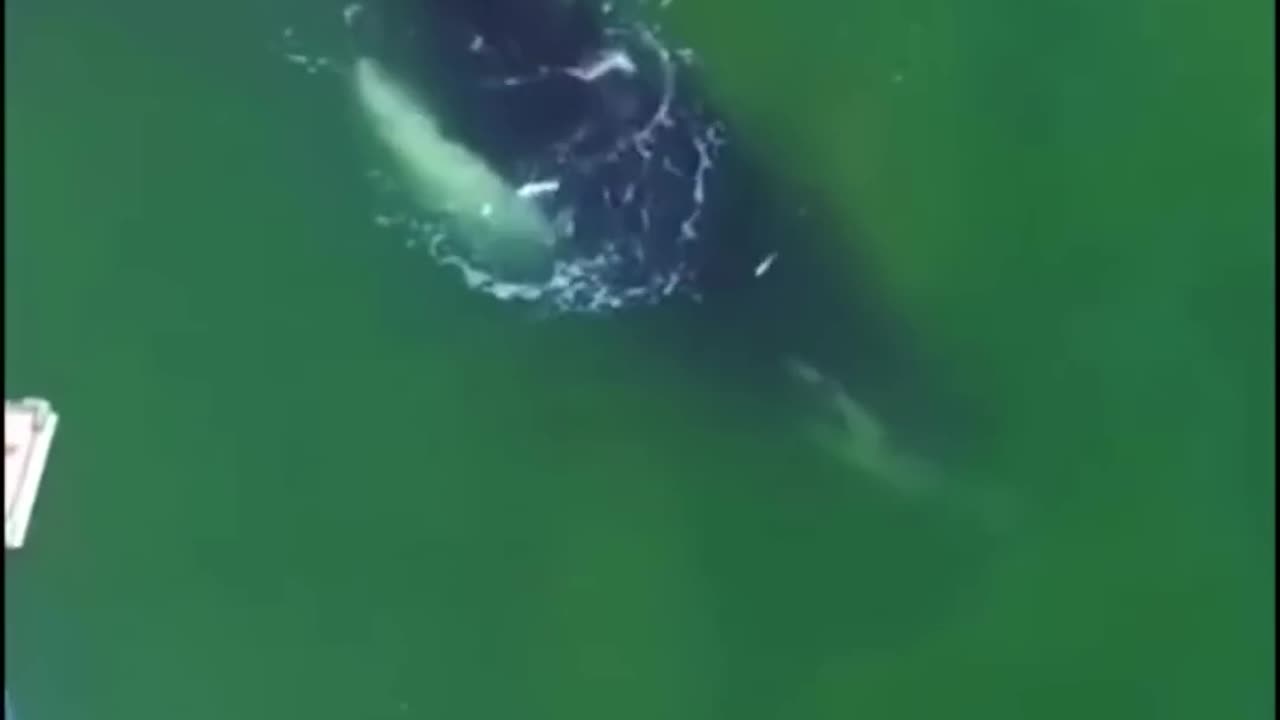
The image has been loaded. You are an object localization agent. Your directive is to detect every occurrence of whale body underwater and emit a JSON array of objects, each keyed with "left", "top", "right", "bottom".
[
  {"left": 349, "top": 0, "right": 762, "bottom": 312},
  {"left": 318, "top": 0, "right": 978, "bottom": 494}
]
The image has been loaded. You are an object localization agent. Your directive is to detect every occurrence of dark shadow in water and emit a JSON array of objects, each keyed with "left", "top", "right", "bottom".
[{"left": 360, "top": 1, "right": 1003, "bottom": 713}]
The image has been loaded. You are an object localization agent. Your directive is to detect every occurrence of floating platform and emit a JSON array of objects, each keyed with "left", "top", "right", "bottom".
[{"left": 5, "top": 398, "right": 59, "bottom": 550}]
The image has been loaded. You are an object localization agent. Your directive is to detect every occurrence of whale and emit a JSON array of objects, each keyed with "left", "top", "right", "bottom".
[{"left": 285, "top": 0, "right": 985, "bottom": 504}]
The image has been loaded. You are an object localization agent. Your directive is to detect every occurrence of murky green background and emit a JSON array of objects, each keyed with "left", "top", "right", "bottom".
[{"left": 5, "top": 0, "right": 1273, "bottom": 718}]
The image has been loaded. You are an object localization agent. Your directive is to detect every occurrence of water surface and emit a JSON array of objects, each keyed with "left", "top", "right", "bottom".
[{"left": 4, "top": 0, "right": 1272, "bottom": 718}]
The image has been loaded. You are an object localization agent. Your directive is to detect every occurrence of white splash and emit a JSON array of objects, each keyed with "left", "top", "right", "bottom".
[
  {"left": 754, "top": 252, "right": 777, "bottom": 277},
  {"left": 566, "top": 49, "right": 637, "bottom": 81},
  {"left": 515, "top": 179, "right": 561, "bottom": 199}
]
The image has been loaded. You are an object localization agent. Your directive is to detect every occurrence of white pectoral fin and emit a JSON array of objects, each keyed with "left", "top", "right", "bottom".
[{"left": 353, "top": 57, "right": 559, "bottom": 273}]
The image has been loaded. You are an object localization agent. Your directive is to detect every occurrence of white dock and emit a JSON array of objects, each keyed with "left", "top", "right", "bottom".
[{"left": 5, "top": 398, "right": 59, "bottom": 550}]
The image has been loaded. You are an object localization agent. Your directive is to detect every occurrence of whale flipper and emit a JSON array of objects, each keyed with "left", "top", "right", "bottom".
[{"left": 353, "top": 56, "right": 559, "bottom": 280}]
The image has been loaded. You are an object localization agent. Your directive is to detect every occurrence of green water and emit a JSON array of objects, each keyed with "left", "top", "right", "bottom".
[{"left": 4, "top": 0, "right": 1273, "bottom": 718}]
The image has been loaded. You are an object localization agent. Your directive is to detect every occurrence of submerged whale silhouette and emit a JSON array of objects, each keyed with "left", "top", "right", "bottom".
[{"left": 338, "top": 0, "right": 981, "bottom": 497}]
